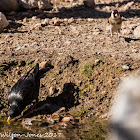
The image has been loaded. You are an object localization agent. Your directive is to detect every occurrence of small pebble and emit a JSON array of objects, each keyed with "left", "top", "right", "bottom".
[{"left": 122, "top": 65, "right": 130, "bottom": 70}]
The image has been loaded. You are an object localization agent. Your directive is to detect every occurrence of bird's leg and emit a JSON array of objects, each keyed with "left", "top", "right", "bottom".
[
  {"left": 109, "top": 29, "right": 114, "bottom": 42},
  {"left": 118, "top": 29, "right": 121, "bottom": 39},
  {"left": 109, "top": 28, "right": 115, "bottom": 42},
  {"left": 115, "top": 29, "right": 121, "bottom": 42},
  {"left": 111, "top": 32, "right": 113, "bottom": 37},
  {"left": 110, "top": 27, "right": 113, "bottom": 37}
]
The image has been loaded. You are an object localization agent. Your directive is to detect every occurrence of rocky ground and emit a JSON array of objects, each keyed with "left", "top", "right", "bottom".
[{"left": 0, "top": 0, "right": 140, "bottom": 139}]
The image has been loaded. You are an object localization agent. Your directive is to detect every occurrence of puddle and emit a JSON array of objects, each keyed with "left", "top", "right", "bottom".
[{"left": 0, "top": 117, "right": 108, "bottom": 140}]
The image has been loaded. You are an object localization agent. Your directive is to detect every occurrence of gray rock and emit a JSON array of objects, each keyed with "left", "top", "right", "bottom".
[
  {"left": 83, "top": 0, "right": 95, "bottom": 8},
  {"left": 0, "top": 0, "right": 19, "bottom": 12},
  {"left": 20, "top": 0, "right": 53, "bottom": 10},
  {"left": 0, "top": 12, "right": 9, "bottom": 33},
  {"left": 42, "top": 18, "right": 49, "bottom": 25},
  {"left": 95, "top": 59, "right": 101, "bottom": 65},
  {"left": 62, "top": 116, "right": 74, "bottom": 122},
  {"left": 134, "top": 26, "right": 140, "bottom": 38},
  {"left": 38, "top": 0, "right": 52, "bottom": 10},
  {"left": 123, "top": 1, "right": 134, "bottom": 10},
  {"left": 121, "top": 29, "right": 132, "bottom": 35}
]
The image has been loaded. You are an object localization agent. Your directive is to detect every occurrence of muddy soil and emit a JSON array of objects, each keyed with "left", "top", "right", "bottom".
[{"left": 0, "top": 0, "right": 140, "bottom": 139}]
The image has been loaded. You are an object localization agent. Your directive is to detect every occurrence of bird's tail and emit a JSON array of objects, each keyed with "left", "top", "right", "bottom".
[
  {"left": 33, "top": 63, "right": 39, "bottom": 75},
  {"left": 20, "top": 63, "right": 39, "bottom": 80},
  {"left": 21, "top": 63, "right": 53, "bottom": 80}
]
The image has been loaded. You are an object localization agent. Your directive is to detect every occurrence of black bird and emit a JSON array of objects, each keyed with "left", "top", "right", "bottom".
[{"left": 7, "top": 63, "right": 53, "bottom": 123}]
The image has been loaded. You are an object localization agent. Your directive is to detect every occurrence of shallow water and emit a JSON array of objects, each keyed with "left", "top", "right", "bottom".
[{"left": 0, "top": 117, "right": 108, "bottom": 140}]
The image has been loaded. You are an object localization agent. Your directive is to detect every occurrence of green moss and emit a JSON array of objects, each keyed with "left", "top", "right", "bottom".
[
  {"left": 51, "top": 69, "right": 58, "bottom": 74},
  {"left": 78, "top": 63, "right": 94, "bottom": 75},
  {"left": 3, "top": 79, "right": 7, "bottom": 82},
  {"left": 84, "top": 119, "right": 108, "bottom": 140},
  {"left": 83, "top": 64, "right": 93, "bottom": 74},
  {"left": 119, "top": 70, "right": 122, "bottom": 74},
  {"left": 85, "top": 81, "right": 91, "bottom": 88},
  {"left": 0, "top": 66, "right": 4, "bottom": 71},
  {"left": 79, "top": 88, "right": 83, "bottom": 93},
  {"left": 26, "top": 63, "right": 33, "bottom": 67},
  {"left": 70, "top": 108, "right": 88, "bottom": 118}
]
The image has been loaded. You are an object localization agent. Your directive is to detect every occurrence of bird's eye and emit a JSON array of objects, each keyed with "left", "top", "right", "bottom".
[
  {"left": 113, "top": 12, "right": 118, "bottom": 15},
  {"left": 113, "top": 10, "right": 118, "bottom": 14}
]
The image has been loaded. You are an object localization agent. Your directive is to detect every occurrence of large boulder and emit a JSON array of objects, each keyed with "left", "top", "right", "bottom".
[
  {"left": 0, "top": 0, "right": 19, "bottom": 12},
  {"left": 0, "top": 12, "right": 9, "bottom": 33},
  {"left": 20, "top": 0, "right": 53, "bottom": 10}
]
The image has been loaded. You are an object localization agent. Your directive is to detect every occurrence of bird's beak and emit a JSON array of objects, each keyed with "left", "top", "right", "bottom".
[{"left": 7, "top": 116, "right": 11, "bottom": 124}]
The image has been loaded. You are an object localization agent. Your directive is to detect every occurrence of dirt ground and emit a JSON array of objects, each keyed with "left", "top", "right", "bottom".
[{"left": 0, "top": 0, "right": 140, "bottom": 138}]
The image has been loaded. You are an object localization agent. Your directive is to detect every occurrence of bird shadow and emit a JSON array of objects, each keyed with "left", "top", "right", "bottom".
[
  {"left": 124, "top": 37, "right": 140, "bottom": 43},
  {"left": 22, "top": 82, "right": 79, "bottom": 118}
]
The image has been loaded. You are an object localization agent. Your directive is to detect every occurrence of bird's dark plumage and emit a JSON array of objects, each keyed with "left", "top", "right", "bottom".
[{"left": 8, "top": 63, "right": 53, "bottom": 119}]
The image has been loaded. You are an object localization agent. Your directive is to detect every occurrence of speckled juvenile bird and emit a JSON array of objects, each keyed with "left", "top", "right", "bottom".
[
  {"left": 7, "top": 63, "right": 53, "bottom": 123},
  {"left": 109, "top": 10, "right": 122, "bottom": 37}
]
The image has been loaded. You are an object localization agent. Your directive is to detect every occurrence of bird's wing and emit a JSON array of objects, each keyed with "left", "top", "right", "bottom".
[
  {"left": 29, "top": 63, "right": 39, "bottom": 83},
  {"left": 116, "top": 17, "right": 122, "bottom": 25},
  {"left": 10, "top": 64, "right": 39, "bottom": 95},
  {"left": 21, "top": 64, "right": 38, "bottom": 80},
  {"left": 33, "top": 63, "right": 39, "bottom": 77}
]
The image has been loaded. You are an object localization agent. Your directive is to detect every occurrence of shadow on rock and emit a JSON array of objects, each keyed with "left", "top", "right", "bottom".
[
  {"left": 55, "top": 0, "right": 140, "bottom": 19},
  {"left": 96, "top": 0, "right": 139, "bottom": 7},
  {"left": 3, "top": 21, "right": 25, "bottom": 33},
  {"left": 4, "top": 0, "right": 140, "bottom": 22},
  {"left": 124, "top": 37, "right": 140, "bottom": 43}
]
